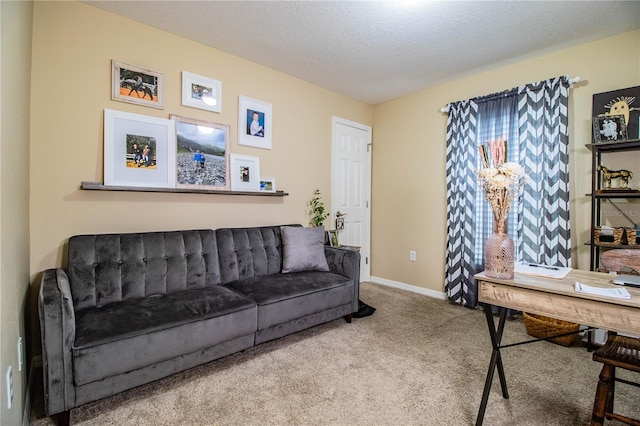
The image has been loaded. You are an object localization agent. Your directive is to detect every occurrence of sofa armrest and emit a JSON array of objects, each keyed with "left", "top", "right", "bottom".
[
  {"left": 38, "top": 268, "right": 76, "bottom": 415},
  {"left": 324, "top": 246, "right": 360, "bottom": 313}
]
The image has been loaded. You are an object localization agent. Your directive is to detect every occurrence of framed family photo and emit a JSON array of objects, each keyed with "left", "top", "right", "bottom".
[
  {"left": 592, "top": 114, "right": 628, "bottom": 143},
  {"left": 230, "top": 153, "right": 260, "bottom": 191},
  {"left": 171, "top": 115, "right": 230, "bottom": 191},
  {"left": 112, "top": 60, "right": 163, "bottom": 109},
  {"left": 181, "top": 71, "right": 222, "bottom": 113},
  {"left": 238, "top": 96, "right": 272, "bottom": 150},
  {"left": 104, "top": 109, "right": 175, "bottom": 188}
]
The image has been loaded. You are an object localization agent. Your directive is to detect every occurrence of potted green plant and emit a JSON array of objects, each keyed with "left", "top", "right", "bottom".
[{"left": 307, "top": 188, "right": 329, "bottom": 227}]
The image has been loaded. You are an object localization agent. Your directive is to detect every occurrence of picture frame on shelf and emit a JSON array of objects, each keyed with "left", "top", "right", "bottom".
[
  {"left": 230, "top": 153, "right": 260, "bottom": 191},
  {"left": 112, "top": 60, "right": 163, "bottom": 109},
  {"left": 592, "top": 114, "right": 628, "bottom": 143},
  {"left": 238, "top": 95, "right": 272, "bottom": 150},
  {"left": 327, "top": 230, "right": 339, "bottom": 247},
  {"left": 181, "top": 71, "right": 222, "bottom": 113},
  {"left": 103, "top": 109, "right": 175, "bottom": 188},
  {"left": 259, "top": 177, "right": 276, "bottom": 192},
  {"left": 170, "top": 115, "right": 230, "bottom": 191},
  {"left": 593, "top": 86, "right": 640, "bottom": 140}
]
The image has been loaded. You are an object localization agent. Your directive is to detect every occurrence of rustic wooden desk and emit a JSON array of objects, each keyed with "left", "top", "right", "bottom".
[{"left": 474, "top": 270, "right": 640, "bottom": 426}]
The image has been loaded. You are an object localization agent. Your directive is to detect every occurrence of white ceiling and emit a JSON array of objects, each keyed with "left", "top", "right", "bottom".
[{"left": 88, "top": 1, "right": 640, "bottom": 105}]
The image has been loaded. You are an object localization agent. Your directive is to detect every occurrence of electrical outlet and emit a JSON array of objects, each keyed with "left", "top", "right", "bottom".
[
  {"left": 6, "top": 366, "right": 13, "bottom": 409},
  {"left": 409, "top": 250, "right": 416, "bottom": 262},
  {"left": 18, "top": 337, "right": 24, "bottom": 372}
]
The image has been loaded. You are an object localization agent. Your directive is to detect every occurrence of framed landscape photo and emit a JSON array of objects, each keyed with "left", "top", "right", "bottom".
[
  {"left": 230, "top": 153, "right": 260, "bottom": 191},
  {"left": 104, "top": 109, "right": 175, "bottom": 188},
  {"left": 112, "top": 60, "right": 163, "bottom": 109},
  {"left": 181, "top": 71, "right": 222, "bottom": 113},
  {"left": 259, "top": 177, "right": 276, "bottom": 192},
  {"left": 171, "top": 115, "right": 230, "bottom": 191},
  {"left": 593, "top": 114, "right": 628, "bottom": 143},
  {"left": 238, "top": 95, "right": 272, "bottom": 150}
]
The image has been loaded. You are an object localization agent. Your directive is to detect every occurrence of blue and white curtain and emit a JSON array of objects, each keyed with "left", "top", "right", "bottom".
[{"left": 444, "top": 76, "right": 571, "bottom": 308}]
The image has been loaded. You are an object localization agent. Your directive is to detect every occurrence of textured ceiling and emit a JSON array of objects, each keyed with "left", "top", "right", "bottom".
[{"left": 87, "top": 1, "right": 640, "bottom": 105}]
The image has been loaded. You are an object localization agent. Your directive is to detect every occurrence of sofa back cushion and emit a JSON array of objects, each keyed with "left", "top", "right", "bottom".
[
  {"left": 216, "top": 225, "right": 298, "bottom": 284},
  {"left": 68, "top": 230, "right": 221, "bottom": 310}
]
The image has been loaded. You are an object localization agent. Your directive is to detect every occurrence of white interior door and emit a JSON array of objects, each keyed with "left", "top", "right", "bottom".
[{"left": 331, "top": 116, "right": 372, "bottom": 281}]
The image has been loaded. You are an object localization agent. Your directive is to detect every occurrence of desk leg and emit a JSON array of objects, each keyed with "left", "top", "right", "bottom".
[{"left": 476, "top": 304, "right": 510, "bottom": 426}]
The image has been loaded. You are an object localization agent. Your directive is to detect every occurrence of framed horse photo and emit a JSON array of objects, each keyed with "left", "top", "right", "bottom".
[
  {"left": 112, "top": 60, "right": 164, "bottom": 109},
  {"left": 592, "top": 114, "right": 627, "bottom": 144}
]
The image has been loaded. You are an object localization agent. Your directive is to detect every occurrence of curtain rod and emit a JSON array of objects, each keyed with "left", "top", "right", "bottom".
[{"left": 439, "top": 75, "right": 581, "bottom": 113}]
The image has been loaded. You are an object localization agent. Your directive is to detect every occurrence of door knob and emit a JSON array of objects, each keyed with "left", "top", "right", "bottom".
[{"left": 336, "top": 211, "right": 347, "bottom": 217}]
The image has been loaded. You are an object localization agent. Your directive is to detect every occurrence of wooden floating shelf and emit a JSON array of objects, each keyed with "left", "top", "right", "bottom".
[{"left": 81, "top": 182, "right": 288, "bottom": 197}]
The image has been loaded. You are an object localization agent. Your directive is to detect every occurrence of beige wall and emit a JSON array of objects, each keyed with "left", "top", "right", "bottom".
[
  {"left": 1, "top": 1, "right": 33, "bottom": 424},
  {"left": 371, "top": 30, "right": 640, "bottom": 293},
  {"left": 29, "top": 1, "right": 372, "bottom": 274}
]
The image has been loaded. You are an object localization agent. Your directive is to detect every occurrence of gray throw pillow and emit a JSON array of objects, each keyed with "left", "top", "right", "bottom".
[{"left": 281, "top": 226, "right": 330, "bottom": 273}]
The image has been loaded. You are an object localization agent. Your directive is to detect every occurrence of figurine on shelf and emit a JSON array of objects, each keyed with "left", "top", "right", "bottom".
[{"left": 597, "top": 165, "right": 633, "bottom": 189}]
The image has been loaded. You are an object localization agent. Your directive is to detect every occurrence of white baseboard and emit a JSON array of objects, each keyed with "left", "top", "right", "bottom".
[{"left": 368, "top": 276, "right": 446, "bottom": 300}]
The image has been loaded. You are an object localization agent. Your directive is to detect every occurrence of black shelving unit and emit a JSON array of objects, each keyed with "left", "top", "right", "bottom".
[{"left": 587, "top": 139, "right": 640, "bottom": 271}]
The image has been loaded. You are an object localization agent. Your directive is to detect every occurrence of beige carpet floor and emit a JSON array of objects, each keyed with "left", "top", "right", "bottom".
[{"left": 30, "top": 282, "right": 639, "bottom": 425}]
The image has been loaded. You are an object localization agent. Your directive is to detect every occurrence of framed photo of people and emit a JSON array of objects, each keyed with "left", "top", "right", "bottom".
[
  {"left": 112, "top": 60, "right": 163, "bottom": 109},
  {"left": 181, "top": 71, "right": 222, "bottom": 113},
  {"left": 170, "top": 115, "right": 230, "bottom": 191},
  {"left": 592, "top": 114, "right": 628, "bottom": 144},
  {"left": 230, "top": 153, "right": 260, "bottom": 191},
  {"left": 238, "top": 95, "right": 272, "bottom": 150},
  {"left": 103, "top": 109, "right": 175, "bottom": 188}
]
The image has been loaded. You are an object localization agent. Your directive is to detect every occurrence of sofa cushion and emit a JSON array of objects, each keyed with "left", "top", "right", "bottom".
[
  {"left": 72, "top": 286, "right": 257, "bottom": 386},
  {"left": 281, "top": 226, "right": 329, "bottom": 273},
  {"left": 67, "top": 230, "right": 222, "bottom": 310},
  {"left": 224, "top": 271, "right": 353, "bottom": 329}
]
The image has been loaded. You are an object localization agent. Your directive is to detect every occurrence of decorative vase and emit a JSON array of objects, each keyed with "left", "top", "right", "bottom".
[{"left": 485, "top": 220, "right": 515, "bottom": 279}]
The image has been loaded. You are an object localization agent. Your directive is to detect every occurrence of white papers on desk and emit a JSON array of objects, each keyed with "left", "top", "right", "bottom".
[
  {"left": 575, "top": 282, "right": 631, "bottom": 299},
  {"left": 514, "top": 261, "right": 572, "bottom": 279}
]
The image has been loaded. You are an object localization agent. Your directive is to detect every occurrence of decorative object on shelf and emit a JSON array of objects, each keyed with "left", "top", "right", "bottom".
[
  {"left": 103, "top": 109, "right": 175, "bottom": 188},
  {"left": 596, "top": 164, "right": 633, "bottom": 189},
  {"left": 229, "top": 154, "right": 260, "bottom": 191},
  {"left": 594, "top": 226, "right": 625, "bottom": 245},
  {"left": 476, "top": 137, "right": 529, "bottom": 279},
  {"left": 307, "top": 188, "right": 329, "bottom": 227},
  {"left": 170, "top": 115, "right": 229, "bottom": 191},
  {"left": 259, "top": 177, "right": 276, "bottom": 192},
  {"left": 112, "top": 60, "right": 163, "bottom": 109},
  {"left": 592, "top": 114, "right": 628, "bottom": 143},
  {"left": 238, "top": 95, "right": 272, "bottom": 150},
  {"left": 593, "top": 86, "right": 640, "bottom": 140},
  {"left": 327, "top": 230, "right": 339, "bottom": 247},
  {"left": 181, "top": 71, "right": 222, "bottom": 113}
]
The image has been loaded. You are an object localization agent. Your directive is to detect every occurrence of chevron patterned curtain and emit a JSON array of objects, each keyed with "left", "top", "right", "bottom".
[
  {"left": 517, "top": 76, "right": 571, "bottom": 267},
  {"left": 444, "top": 100, "right": 479, "bottom": 308},
  {"left": 445, "top": 76, "right": 571, "bottom": 308}
]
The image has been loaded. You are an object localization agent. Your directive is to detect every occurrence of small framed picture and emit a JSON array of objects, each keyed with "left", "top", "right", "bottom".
[
  {"left": 327, "top": 230, "right": 339, "bottom": 247},
  {"left": 181, "top": 71, "right": 222, "bottom": 113},
  {"left": 259, "top": 177, "right": 276, "bottom": 192},
  {"left": 103, "top": 109, "right": 175, "bottom": 188},
  {"left": 230, "top": 153, "right": 260, "bottom": 191},
  {"left": 170, "top": 115, "right": 230, "bottom": 191},
  {"left": 238, "top": 95, "right": 272, "bottom": 150},
  {"left": 593, "top": 114, "right": 628, "bottom": 143},
  {"left": 112, "top": 60, "right": 163, "bottom": 109}
]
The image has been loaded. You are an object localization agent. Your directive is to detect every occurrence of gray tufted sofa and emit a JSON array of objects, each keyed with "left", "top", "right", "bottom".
[{"left": 39, "top": 225, "right": 359, "bottom": 425}]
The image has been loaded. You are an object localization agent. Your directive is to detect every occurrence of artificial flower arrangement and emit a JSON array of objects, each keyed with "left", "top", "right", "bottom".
[{"left": 476, "top": 137, "right": 529, "bottom": 232}]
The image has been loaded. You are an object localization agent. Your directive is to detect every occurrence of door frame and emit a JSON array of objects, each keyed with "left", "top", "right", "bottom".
[{"left": 331, "top": 116, "right": 372, "bottom": 281}]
